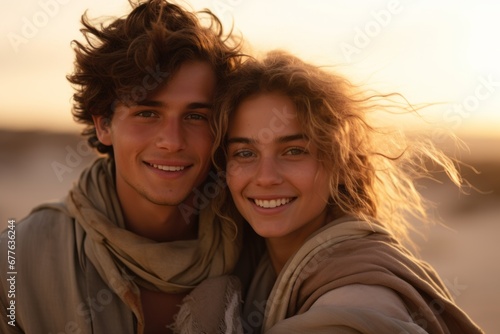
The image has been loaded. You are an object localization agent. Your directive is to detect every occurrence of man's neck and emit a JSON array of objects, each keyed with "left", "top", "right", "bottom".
[
  {"left": 124, "top": 205, "right": 198, "bottom": 242},
  {"left": 119, "top": 192, "right": 199, "bottom": 242}
]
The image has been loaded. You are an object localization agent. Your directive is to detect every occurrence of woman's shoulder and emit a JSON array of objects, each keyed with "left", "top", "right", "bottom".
[{"left": 311, "top": 283, "right": 411, "bottom": 321}]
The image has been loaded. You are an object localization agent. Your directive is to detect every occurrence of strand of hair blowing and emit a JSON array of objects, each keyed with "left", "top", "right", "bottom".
[{"left": 211, "top": 51, "right": 464, "bottom": 249}]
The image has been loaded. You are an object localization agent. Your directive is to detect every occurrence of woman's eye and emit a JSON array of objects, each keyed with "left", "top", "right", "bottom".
[{"left": 285, "top": 147, "right": 307, "bottom": 155}]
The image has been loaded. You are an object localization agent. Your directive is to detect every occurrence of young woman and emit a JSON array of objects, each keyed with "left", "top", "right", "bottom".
[{"left": 212, "top": 51, "right": 483, "bottom": 333}]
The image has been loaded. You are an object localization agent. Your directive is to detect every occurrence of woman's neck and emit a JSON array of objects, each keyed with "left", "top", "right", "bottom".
[
  {"left": 266, "top": 237, "right": 301, "bottom": 274},
  {"left": 266, "top": 209, "right": 342, "bottom": 274}
]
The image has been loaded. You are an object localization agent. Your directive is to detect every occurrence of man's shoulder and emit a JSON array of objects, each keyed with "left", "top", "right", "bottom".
[
  {"left": 10, "top": 201, "right": 74, "bottom": 237},
  {"left": 0, "top": 200, "right": 85, "bottom": 288},
  {"left": 1, "top": 200, "right": 80, "bottom": 256}
]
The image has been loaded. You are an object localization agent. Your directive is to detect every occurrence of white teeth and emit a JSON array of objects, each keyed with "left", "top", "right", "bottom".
[
  {"left": 254, "top": 198, "right": 292, "bottom": 208},
  {"left": 152, "top": 164, "right": 185, "bottom": 171}
]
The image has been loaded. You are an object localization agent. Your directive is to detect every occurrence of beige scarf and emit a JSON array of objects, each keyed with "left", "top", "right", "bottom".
[
  {"left": 65, "top": 158, "right": 241, "bottom": 332},
  {"left": 262, "top": 219, "right": 483, "bottom": 333},
  {"left": 263, "top": 219, "right": 380, "bottom": 330}
]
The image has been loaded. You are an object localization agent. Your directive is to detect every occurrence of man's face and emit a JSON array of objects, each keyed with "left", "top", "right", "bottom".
[{"left": 94, "top": 61, "right": 216, "bottom": 209}]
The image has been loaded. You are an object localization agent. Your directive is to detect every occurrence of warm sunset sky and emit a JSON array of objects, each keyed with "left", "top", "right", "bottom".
[{"left": 1, "top": 0, "right": 499, "bottom": 138}]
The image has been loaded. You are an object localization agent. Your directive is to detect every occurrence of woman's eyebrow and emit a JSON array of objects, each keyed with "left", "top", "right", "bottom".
[{"left": 276, "top": 134, "right": 307, "bottom": 143}]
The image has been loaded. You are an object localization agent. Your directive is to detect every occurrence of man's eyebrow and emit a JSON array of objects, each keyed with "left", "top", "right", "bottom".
[
  {"left": 134, "top": 100, "right": 212, "bottom": 109},
  {"left": 135, "top": 100, "right": 164, "bottom": 107},
  {"left": 227, "top": 134, "right": 307, "bottom": 145},
  {"left": 187, "top": 102, "right": 213, "bottom": 110}
]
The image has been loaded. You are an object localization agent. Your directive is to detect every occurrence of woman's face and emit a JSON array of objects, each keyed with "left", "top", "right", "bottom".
[{"left": 226, "top": 92, "right": 331, "bottom": 244}]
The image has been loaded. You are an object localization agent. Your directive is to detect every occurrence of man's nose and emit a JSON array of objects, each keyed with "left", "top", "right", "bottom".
[{"left": 156, "top": 119, "right": 186, "bottom": 152}]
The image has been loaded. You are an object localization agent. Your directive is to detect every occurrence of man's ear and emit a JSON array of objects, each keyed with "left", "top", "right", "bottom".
[{"left": 92, "top": 115, "right": 112, "bottom": 146}]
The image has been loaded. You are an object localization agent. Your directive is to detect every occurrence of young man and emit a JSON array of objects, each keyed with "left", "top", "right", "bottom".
[{"left": 0, "top": 1, "right": 243, "bottom": 333}]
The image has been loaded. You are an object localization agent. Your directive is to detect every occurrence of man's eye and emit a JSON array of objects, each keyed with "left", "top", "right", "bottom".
[
  {"left": 186, "top": 113, "right": 208, "bottom": 121},
  {"left": 233, "top": 150, "right": 255, "bottom": 158},
  {"left": 136, "top": 110, "right": 157, "bottom": 118}
]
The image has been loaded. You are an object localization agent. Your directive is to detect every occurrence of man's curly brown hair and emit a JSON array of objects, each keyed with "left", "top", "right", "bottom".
[{"left": 67, "top": 0, "right": 242, "bottom": 156}]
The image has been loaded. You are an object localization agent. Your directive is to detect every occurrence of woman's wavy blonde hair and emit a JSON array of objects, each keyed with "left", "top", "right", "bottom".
[{"left": 212, "top": 50, "right": 462, "bottom": 246}]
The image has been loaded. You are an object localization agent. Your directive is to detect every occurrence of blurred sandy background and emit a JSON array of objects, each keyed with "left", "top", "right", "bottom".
[
  {"left": 1, "top": 0, "right": 499, "bottom": 332},
  {"left": 0, "top": 128, "right": 498, "bottom": 332}
]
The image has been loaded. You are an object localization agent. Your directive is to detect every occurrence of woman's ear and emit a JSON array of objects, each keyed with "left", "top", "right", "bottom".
[{"left": 92, "top": 115, "right": 112, "bottom": 146}]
